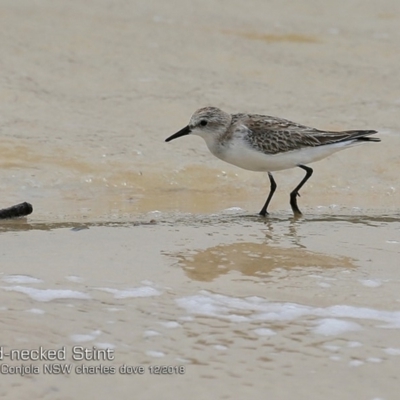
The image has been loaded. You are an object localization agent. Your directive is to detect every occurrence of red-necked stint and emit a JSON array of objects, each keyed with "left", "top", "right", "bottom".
[{"left": 165, "top": 107, "right": 380, "bottom": 216}]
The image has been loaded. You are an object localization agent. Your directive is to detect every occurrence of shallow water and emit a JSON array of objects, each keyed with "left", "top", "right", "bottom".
[
  {"left": 1, "top": 0, "right": 400, "bottom": 399},
  {"left": 2, "top": 212, "right": 400, "bottom": 398}
]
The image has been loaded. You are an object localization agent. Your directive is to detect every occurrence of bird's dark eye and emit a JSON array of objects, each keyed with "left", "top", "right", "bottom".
[{"left": 200, "top": 120, "right": 208, "bottom": 126}]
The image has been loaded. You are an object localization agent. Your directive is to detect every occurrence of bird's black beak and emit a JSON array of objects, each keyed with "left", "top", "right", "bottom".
[{"left": 165, "top": 125, "right": 191, "bottom": 142}]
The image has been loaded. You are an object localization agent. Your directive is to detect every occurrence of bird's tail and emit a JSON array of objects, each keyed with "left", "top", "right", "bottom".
[{"left": 342, "top": 130, "right": 380, "bottom": 143}]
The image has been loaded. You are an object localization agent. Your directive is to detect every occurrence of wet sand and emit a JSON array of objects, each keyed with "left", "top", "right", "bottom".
[{"left": 1, "top": 0, "right": 400, "bottom": 399}]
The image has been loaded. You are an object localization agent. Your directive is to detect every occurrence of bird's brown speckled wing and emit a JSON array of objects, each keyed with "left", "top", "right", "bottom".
[{"left": 230, "top": 114, "right": 378, "bottom": 155}]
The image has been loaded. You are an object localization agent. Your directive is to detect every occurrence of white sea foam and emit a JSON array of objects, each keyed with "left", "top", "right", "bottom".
[
  {"left": 312, "top": 319, "right": 361, "bottom": 336},
  {"left": 214, "top": 345, "right": 228, "bottom": 350},
  {"left": 25, "top": 308, "right": 45, "bottom": 315},
  {"left": 367, "top": 357, "right": 382, "bottom": 363},
  {"left": 2, "top": 275, "right": 43, "bottom": 284},
  {"left": 71, "top": 330, "right": 101, "bottom": 342},
  {"left": 147, "top": 210, "right": 162, "bottom": 216},
  {"left": 359, "top": 279, "right": 382, "bottom": 288},
  {"left": 383, "top": 348, "right": 400, "bottom": 356},
  {"left": 97, "top": 286, "right": 161, "bottom": 298},
  {"left": 176, "top": 291, "right": 400, "bottom": 334},
  {"left": 159, "top": 321, "right": 181, "bottom": 328},
  {"left": 222, "top": 207, "right": 245, "bottom": 213},
  {"left": 2, "top": 286, "right": 90, "bottom": 302},
  {"left": 253, "top": 328, "right": 276, "bottom": 336},
  {"left": 349, "top": 360, "right": 364, "bottom": 367},
  {"left": 347, "top": 341, "right": 363, "bottom": 348}
]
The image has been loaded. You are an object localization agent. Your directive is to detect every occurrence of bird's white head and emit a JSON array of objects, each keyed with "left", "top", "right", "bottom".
[{"left": 165, "top": 107, "right": 231, "bottom": 145}]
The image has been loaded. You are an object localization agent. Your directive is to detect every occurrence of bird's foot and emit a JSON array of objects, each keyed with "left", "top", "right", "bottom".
[
  {"left": 290, "top": 191, "right": 302, "bottom": 216},
  {"left": 292, "top": 210, "right": 303, "bottom": 218}
]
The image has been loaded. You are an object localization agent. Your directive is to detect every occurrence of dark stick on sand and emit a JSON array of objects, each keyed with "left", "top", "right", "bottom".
[{"left": 0, "top": 202, "right": 33, "bottom": 219}]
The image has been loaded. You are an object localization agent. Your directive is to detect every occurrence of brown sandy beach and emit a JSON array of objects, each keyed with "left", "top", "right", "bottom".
[{"left": 1, "top": 0, "right": 400, "bottom": 398}]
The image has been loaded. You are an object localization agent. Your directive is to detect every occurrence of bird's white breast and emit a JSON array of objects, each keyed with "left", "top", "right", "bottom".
[{"left": 206, "top": 137, "right": 359, "bottom": 172}]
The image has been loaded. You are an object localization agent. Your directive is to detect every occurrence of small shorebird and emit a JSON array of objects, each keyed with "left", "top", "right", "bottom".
[{"left": 165, "top": 107, "right": 380, "bottom": 216}]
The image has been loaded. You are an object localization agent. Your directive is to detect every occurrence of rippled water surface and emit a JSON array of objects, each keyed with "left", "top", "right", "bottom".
[{"left": 2, "top": 212, "right": 400, "bottom": 399}]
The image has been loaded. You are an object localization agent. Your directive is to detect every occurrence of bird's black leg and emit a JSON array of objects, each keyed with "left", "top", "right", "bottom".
[
  {"left": 259, "top": 172, "right": 277, "bottom": 216},
  {"left": 290, "top": 165, "right": 313, "bottom": 216}
]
